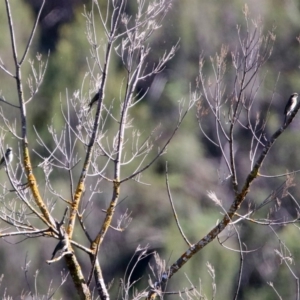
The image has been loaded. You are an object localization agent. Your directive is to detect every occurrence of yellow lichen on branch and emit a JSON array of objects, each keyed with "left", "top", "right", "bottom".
[
  {"left": 23, "top": 146, "right": 54, "bottom": 226},
  {"left": 67, "top": 181, "right": 85, "bottom": 237},
  {"left": 93, "top": 179, "right": 120, "bottom": 247}
]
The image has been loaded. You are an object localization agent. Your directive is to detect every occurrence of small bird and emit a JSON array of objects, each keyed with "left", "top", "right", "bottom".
[
  {"left": 284, "top": 93, "right": 298, "bottom": 124},
  {"left": 0, "top": 147, "right": 13, "bottom": 170},
  {"left": 51, "top": 237, "right": 68, "bottom": 260},
  {"left": 88, "top": 90, "right": 102, "bottom": 111}
]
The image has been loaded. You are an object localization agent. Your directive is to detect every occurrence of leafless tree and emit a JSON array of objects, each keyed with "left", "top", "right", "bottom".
[
  {"left": 0, "top": 0, "right": 195, "bottom": 299},
  {"left": 147, "top": 5, "right": 300, "bottom": 300},
  {"left": 1, "top": 1, "right": 300, "bottom": 299}
]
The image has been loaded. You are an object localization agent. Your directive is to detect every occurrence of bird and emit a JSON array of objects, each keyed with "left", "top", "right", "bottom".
[
  {"left": 284, "top": 93, "right": 298, "bottom": 124},
  {"left": 51, "top": 237, "right": 69, "bottom": 260},
  {"left": 0, "top": 147, "right": 13, "bottom": 170},
  {"left": 87, "top": 90, "right": 102, "bottom": 111}
]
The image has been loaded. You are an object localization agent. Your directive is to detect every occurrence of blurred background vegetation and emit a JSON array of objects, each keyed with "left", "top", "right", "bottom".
[{"left": 1, "top": 0, "right": 300, "bottom": 299}]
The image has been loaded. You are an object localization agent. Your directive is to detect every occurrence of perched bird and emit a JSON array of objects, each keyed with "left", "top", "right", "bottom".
[
  {"left": 284, "top": 93, "right": 298, "bottom": 124},
  {"left": 88, "top": 89, "right": 102, "bottom": 111},
  {"left": 0, "top": 147, "right": 13, "bottom": 170},
  {"left": 51, "top": 237, "right": 68, "bottom": 260}
]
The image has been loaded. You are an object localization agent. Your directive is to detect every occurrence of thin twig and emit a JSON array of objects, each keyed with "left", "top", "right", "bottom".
[{"left": 165, "top": 161, "right": 191, "bottom": 247}]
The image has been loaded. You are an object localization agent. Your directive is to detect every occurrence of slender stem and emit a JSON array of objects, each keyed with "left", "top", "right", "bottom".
[{"left": 19, "top": 0, "right": 45, "bottom": 65}]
